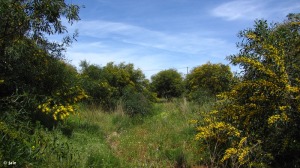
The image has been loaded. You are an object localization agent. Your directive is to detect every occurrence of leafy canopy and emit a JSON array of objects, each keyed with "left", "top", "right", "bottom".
[
  {"left": 150, "top": 69, "right": 184, "bottom": 99},
  {"left": 80, "top": 61, "right": 154, "bottom": 115},
  {"left": 0, "top": 0, "right": 83, "bottom": 166},
  {"left": 185, "top": 62, "right": 233, "bottom": 103}
]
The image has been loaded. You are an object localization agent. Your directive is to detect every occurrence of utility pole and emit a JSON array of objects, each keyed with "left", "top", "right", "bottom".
[{"left": 186, "top": 67, "right": 189, "bottom": 75}]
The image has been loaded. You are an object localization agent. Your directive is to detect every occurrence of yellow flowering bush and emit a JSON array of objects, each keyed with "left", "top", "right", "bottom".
[
  {"left": 195, "top": 118, "right": 240, "bottom": 142},
  {"left": 37, "top": 86, "right": 88, "bottom": 121},
  {"left": 194, "top": 110, "right": 241, "bottom": 167},
  {"left": 195, "top": 14, "right": 300, "bottom": 167},
  {"left": 0, "top": 0, "right": 82, "bottom": 166}
]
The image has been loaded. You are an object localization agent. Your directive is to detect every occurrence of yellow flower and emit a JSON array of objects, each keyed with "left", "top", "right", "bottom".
[
  {"left": 53, "top": 115, "right": 57, "bottom": 121},
  {"left": 222, "top": 148, "right": 238, "bottom": 162},
  {"left": 279, "top": 106, "right": 287, "bottom": 111},
  {"left": 238, "top": 147, "right": 250, "bottom": 165},
  {"left": 281, "top": 112, "right": 289, "bottom": 121},
  {"left": 238, "top": 137, "right": 247, "bottom": 148},
  {"left": 246, "top": 33, "right": 256, "bottom": 39},
  {"left": 189, "top": 119, "right": 198, "bottom": 124},
  {"left": 268, "top": 115, "right": 280, "bottom": 125}
]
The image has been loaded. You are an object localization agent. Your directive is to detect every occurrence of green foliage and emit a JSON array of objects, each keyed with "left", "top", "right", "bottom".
[
  {"left": 195, "top": 14, "right": 300, "bottom": 167},
  {"left": 80, "top": 61, "right": 154, "bottom": 114},
  {"left": 0, "top": 0, "right": 80, "bottom": 59},
  {"left": 0, "top": 0, "right": 83, "bottom": 123},
  {"left": 121, "top": 86, "right": 154, "bottom": 116},
  {"left": 0, "top": 109, "right": 79, "bottom": 167},
  {"left": 187, "top": 87, "right": 215, "bottom": 105},
  {"left": 186, "top": 62, "right": 233, "bottom": 100},
  {"left": 150, "top": 69, "right": 184, "bottom": 99},
  {"left": 0, "top": 0, "right": 84, "bottom": 166}
]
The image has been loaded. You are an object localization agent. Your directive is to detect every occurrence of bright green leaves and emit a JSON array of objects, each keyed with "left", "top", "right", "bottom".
[
  {"left": 79, "top": 61, "right": 153, "bottom": 114},
  {"left": 150, "top": 69, "right": 184, "bottom": 99},
  {"left": 185, "top": 62, "right": 233, "bottom": 103},
  {"left": 0, "top": 0, "right": 83, "bottom": 166},
  {"left": 0, "top": 0, "right": 82, "bottom": 123}
]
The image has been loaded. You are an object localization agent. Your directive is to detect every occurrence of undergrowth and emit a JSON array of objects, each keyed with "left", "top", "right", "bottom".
[{"left": 61, "top": 99, "right": 213, "bottom": 167}]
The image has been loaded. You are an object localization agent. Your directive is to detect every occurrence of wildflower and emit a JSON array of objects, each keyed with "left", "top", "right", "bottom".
[
  {"left": 222, "top": 148, "right": 238, "bottom": 162},
  {"left": 238, "top": 147, "right": 250, "bottom": 165},
  {"left": 279, "top": 106, "right": 288, "bottom": 111},
  {"left": 53, "top": 115, "right": 57, "bottom": 121},
  {"left": 268, "top": 115, "right": 280, "bottom": 125},
  {"left": 238, "top": 137, "right": 248, "bottom": 148}
]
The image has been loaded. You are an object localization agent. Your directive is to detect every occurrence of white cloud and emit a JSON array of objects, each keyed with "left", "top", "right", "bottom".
[
  {"left": 66, "top": 19, "right": 236, "bottom": 78},
  {"left": 212, "top": 0, "right": 300, "bottom": 21},
  {"left": 212, "top": 0, "right": 266, "bottom": 21},
  {"left": 70, "top": 20, "right": 234, "bottom": 55}
]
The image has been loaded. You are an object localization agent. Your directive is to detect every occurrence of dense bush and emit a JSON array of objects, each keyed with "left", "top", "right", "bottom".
[
  {"left": 195, "top": 14, "right": 300, "bottom": 167},
  {"left": 0, "top": 107, "right": 80, "bottom": 167},
  {"left": 0, "top": 0, "right": 83, "bottom": 166},
  {"left": 80, "top": 61, "right": 155, "bottom": 115},
  {"left": 150, "top": 69, "right": 184, "bottom": 99},
  {"left": 121, "top": 86, "right": 154, "bottom": 116},
  {"left": 185, "top": 62, "right": 233, "bottom": 102},
  {"left": 0, "top": 0, "right": 83, "bottom": 123}
]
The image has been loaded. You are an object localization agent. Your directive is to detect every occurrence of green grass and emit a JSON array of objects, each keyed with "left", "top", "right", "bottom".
[{"left": 61, "top": 99, "right": 213, "bottom": 167}]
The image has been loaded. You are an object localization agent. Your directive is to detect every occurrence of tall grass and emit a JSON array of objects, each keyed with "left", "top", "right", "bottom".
[
  {"left": 110, "top": 98, "right": 213, "bottom": 167},
  {"left": 60, "top": 99, "right": 213, "bottom": 167}
]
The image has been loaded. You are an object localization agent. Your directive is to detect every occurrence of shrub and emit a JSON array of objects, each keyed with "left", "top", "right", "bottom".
[
  {"left": 195, "top": 14, "right": 300, "bottom": 167},
  {"left": 187, "top": 87, "right": 215, "bottom": 105},
  {"left": 80, "top": 61, "right": 154, "bottom": 112},
  {"left": 121, "top": 86, "right": 154, "bottom": 117},
  {"left": 0, "top": 109, "right": 79, "bottom": 167},
  {"left": 0, "top": 0, "right": 83, "bottom": 124},
  {"left": 185, "top": 62, "right": 233, "bottom": 102},
  {"left": 0, "top": 0, "right": 82, "bottom": 166},
  {"left": 150, "top": 69, "right": 184, "bottom": 99}
]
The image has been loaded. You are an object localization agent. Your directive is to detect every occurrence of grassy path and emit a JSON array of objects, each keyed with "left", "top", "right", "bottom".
[{"left": 64, "top": 100, "right": 211, "bottom": 167}]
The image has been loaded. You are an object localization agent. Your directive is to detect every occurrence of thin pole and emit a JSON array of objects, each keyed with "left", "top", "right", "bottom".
[{"left": 186, "top": 67, "right": 188, "bottom": 75}]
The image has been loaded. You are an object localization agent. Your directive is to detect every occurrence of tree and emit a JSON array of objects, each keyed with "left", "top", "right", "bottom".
[
  {"left": 0, "top": 0, "right": 80, "bottom": 59},
  {"left": 186, "top": 62, "right": 233, "bottom": 102},
  {"left": 80, "top": 61, "right": 154, "bottom": 114},
  {"left": 0, "top": 0, "right": 81, "bottom": 99},
  {"left": 0, "top": 0, "right": 84, "bottom": 125},
  {"left": 195, "top": 14, "right": 300, "bottom": 167},
  {"left": 0, "top": 1, "right": 83, "bottom": 165},
  {"left": 150, "top": 69, "right": 184, "bottom": 99}
]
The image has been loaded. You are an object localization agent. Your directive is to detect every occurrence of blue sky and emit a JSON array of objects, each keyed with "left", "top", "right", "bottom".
[{"left": 63, "top": 0, "right": 300, "bottom": 78}]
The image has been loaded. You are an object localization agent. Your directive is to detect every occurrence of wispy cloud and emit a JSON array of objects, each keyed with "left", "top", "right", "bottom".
[
  {"left": 66, "top": 19, "right": 236, "bottom": 78},
  {"left": 211, "top": 0, "right": 266, "bottom": 21},
  {"left": 212, "top": 0, "right": 300, "bottom": 21},
  {"left": 70, "top": 19, "right": 235, "bottom": 55}
]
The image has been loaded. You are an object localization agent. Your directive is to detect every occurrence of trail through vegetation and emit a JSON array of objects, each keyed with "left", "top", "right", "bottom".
[
  {"left": 64, "top": 100, "right": 211, "bottom": 167},
  {"left": 1, "top": 0, "right": 299, "bottom": 167}
]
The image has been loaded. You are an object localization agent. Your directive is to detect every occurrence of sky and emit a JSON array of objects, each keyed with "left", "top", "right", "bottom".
[{"left": 62, "top": 0, "right": 300, "bottom": 79}]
